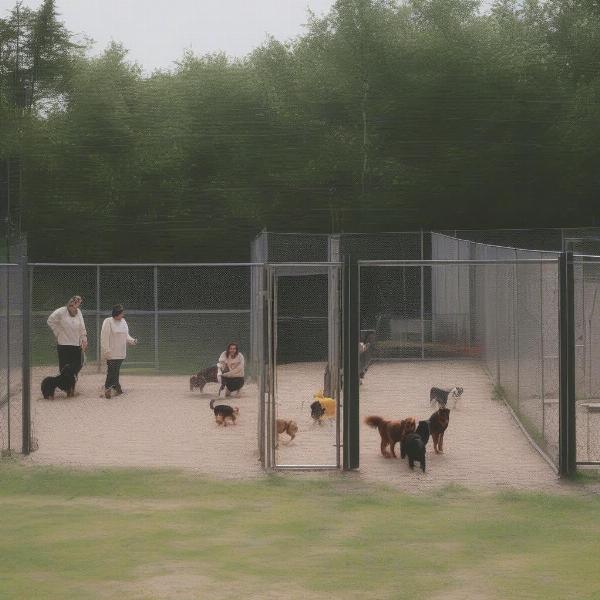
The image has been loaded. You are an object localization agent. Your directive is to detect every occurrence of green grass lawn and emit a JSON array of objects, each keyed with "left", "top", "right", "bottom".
[{"left": 1, "top": 464, "right": 599, "bottom": 600}]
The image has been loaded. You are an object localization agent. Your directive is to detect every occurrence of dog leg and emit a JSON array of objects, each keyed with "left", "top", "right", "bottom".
[
  {"left": 439, "top": 432, "right": 444, "bottom": 453},
  {"left": 380, "top": 439, "right": 390, "bottom": 458},
  {"left": 421, "top": 455, "right": 426, "bottom": 473},
  {"left": 389, "top": 441, "right": 397, "bottom": 458},
  {"left": 408, "top": 457, "right": 415, "bottom": 469}
]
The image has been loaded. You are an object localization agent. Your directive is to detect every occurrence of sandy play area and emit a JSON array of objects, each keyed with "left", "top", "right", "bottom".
[{"left": 21, "top": 359, "right": 564, "bottom": 492}]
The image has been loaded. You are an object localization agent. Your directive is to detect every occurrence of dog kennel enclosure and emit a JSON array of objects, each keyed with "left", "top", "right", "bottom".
[{"left": 2, "top": 228, "right": 600, "bottom": 475}]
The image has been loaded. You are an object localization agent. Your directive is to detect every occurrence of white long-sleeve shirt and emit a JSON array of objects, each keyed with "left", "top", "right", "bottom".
[
  {"left": 217, "top": 351, "right": 245, "bottom": 378},
  {"left": 47, "top": 307, "right": 87, "bottom": 346},
  {"left": 100, "top": 317, "right": 136, "bottom": 360}
]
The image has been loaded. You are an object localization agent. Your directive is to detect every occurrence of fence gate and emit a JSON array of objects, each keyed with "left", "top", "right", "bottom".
[{"left": 261, "top": 263, "right": 342, "bottom": 470}]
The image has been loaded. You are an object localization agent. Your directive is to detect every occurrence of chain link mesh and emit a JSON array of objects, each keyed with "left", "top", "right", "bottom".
[{"left": 30, "top": 264, "right": 255, "bottom": 376}]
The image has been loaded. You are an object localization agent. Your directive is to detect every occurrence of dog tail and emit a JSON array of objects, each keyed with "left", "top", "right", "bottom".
[
  {"left": 365, "top": 415, "right": 385, "bottom": 428},
  {"left": 209, "top": 398, "right": 217, "bottom": 409}
]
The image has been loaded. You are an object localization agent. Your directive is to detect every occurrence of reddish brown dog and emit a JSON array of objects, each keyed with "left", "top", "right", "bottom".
[
  {"left": 365, "top": 415, "right": 417, "bottom": 458},
  {"left": 429, "top": 407, "right": 450, "bottom": 454}
]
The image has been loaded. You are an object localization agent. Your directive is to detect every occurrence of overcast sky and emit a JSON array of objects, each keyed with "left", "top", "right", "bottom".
[{"left": 6, "top": 0, "right": 337, "bottom": 72}]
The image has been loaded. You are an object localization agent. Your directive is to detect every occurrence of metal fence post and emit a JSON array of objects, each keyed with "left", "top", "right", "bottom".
[
  {"left": 514, "top": 250, "right": 520, "bottom": 411},
  {"left": 154, "top": 266, "right": 159, "bottom": 371},
  {"left": 96, "top": 265, "right": 101, "bottom": 372},
  {"left": 420, "top": 229, "right": 425, "bottom": 358},
  {"left": 540, "top": 259, "right": 545, "bottom": 441},
  {"left": 5, "top": 261, "right": 11, "bottom": 454},
  {"left": 21, "top": 261, "right": 31, "bottom": 455},
  {"left": 559, "top": 251, "right": 576, "bottom": 476},
  {"left": 343, "top": 255, "right": 359, "bottom": 470}
]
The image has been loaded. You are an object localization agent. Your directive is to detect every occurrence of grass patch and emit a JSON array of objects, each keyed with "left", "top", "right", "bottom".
[
  {"left": 492, "top": 383, "right": 507, "bottom": 402},
  {"left": 1, "top": 464, "right": 600, "bottom": 599}
]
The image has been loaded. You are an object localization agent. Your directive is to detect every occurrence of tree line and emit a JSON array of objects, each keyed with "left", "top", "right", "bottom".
[{"left": 1, "top": 0, "right": 599, "bottom": 261}]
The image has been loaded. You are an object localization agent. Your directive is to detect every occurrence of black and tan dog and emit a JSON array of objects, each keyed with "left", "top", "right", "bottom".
[
  {"left": 365, "top": 415, "right": 416, "bottom": 458},
  {"left": 209, "top": 397, "right": 238, "bottom": 426},
  {"left": 190, "top": 365, "right": 228, "bottom": 393},
  {"left": 41, "top": 365, "right": 77, "bottom": 400},
  {"left": 429, "top": 408, "right": 450, "bottom": 454},
  {"left": 401, "top": 420, "right": 430, "bottom": 472}
]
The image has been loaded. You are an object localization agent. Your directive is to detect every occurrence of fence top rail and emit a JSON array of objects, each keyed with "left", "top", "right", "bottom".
[
  {"left": 267, "top": 262, "right": 342, "bottom": 267},
  {"left": 28, "top": 262, "right": 266, "bottom": 267},
  {"left": 359, "top": 258, "right": 559, "bottom": 266},
  {"left": 574, "top": 254, "right": 600, "bottom": 260},
  {"left": 432, "top": 231, "right": 562, "bottom": 255},
  {"left": 0, "top": 263, "right": 19, "bottom": 267}
]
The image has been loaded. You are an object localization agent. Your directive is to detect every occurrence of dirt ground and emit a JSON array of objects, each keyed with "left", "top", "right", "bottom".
[{"left": 21, "top": 359, "right": 568, "bottom": 492}]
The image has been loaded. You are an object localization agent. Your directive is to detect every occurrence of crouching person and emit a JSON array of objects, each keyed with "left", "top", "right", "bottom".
[{"left": 217, "top": 342, "right": 245, "bottom": 397}]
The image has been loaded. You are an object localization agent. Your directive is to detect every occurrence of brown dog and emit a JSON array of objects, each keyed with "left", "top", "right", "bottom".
[
  {"left": 429, "top": 408, "right": 450, "bottom": 454},
  {"left": 365, "top": 415, "right": 416, "bottom": 458},
  {"left": 276, "top": 418, "right": 298, "bottom": 446}
]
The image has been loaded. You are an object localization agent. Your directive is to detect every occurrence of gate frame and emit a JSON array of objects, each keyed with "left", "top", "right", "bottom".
[{"left": 261, "top": 262, "right": 344, "bottom": 471}]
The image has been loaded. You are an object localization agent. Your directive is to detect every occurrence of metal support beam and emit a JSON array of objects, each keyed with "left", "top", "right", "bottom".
[
  {"left": 21, "top": 262, "right": 31, "bottom": 455},
  {"left": 559, "top": 251, "right": 576, "bottom": 477},
  {"left": 343, "top": 255, "right": 359, "bottom": 470}
]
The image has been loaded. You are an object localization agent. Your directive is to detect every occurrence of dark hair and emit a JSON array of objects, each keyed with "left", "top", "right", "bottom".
[
  {"left": 226, "top": 342, "right": 239, "bottom": 357},
  {"left": 112, "top": 304, "right": 124, "bottom": 318}
]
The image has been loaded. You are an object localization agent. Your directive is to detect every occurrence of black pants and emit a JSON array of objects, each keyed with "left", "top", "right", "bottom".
[
  {"left": 57, "top": 345, "right": 83, "bottom": 375},
  {"left": 222, "top": 377, "right": 244, "bottom": 392},
  {"left": 105, "top": 359, "right": 123, "bottom": 392}
]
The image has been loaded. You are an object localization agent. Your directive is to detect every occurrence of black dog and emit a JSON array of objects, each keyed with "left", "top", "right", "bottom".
[
  {"left": 41, "top": 365, "right": 77, "bottom": 400},
  {"left": 209, "top": 397, "right": 238, "bottom": 426},
  {"left": 401, "top": 420, "right": 430, "bottom": 472}
]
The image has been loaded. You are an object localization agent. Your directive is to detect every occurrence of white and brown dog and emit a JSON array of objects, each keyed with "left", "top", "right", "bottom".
[
  {"left": 276, "top": 418, "right": 298, "bottom": 446},
  {"left": 430, "top": 386, "right": 463, "bottom": 409}
]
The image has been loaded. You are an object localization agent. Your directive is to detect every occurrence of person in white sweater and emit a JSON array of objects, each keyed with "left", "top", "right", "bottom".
[
  {"left": 100, "top": 304, "right": 137, "bottom": 398},
  {"left": 47, "top": 295, "right": 88, "bottom": 383},
  {"left": 217, "top": 342, "right": 245, "bottom": 397}
]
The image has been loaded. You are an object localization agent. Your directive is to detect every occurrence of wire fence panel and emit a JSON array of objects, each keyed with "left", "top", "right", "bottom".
[
  {"left": 30, "top": 264, "right": 255, "bottom": 376},
  {"left": 575, "top": 258, "right": 600, "bottom": 463},
  {"left": 430, "top": 233, "right": 560, "bottom": 467},
  {"left": 270, "top": 264, "right": 341, "bottom": 469}
]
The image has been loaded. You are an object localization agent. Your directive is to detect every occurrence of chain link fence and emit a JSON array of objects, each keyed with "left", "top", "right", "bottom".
[
  {"left": 574, "top": 257, "right": 600, "bottom": 464},
  {"left": 30, "top": 264, "right": 258, "bottom": 377},
  {"left": 430, "top": 233, "right": 561, "bottom": 467}
]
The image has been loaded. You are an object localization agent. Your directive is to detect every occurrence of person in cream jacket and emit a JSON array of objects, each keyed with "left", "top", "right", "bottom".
[
  {"left": 47, "top": 295, "right": 88, "bottom": 382},
  {"left": 100, "top": 304, "right": 137, "bottom": 398}
]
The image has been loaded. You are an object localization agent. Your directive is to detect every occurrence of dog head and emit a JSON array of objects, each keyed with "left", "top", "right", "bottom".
[
  {"left": 233, "top": 406, "right": 239, "bottom": 415},
  {"left": 60, "top": 364, "right": 75, "bottom": 376},
  {"left": 287, "top": 420, "right": 298, "bottom": 436},
  {"left": 452, "top": 386, "right": 463, "bottom": 397},
  {"left": 437, "top": 408, "right": 450, "bottom": 422},
  {"left": 400, "top": 416, "right": 417, "bottom": 438},
  {"left": 310, "top": 400, "right": 326, "bottom": 420},
  {"left": 190, "top": 373, "right": 207, "bottom": 392}
]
